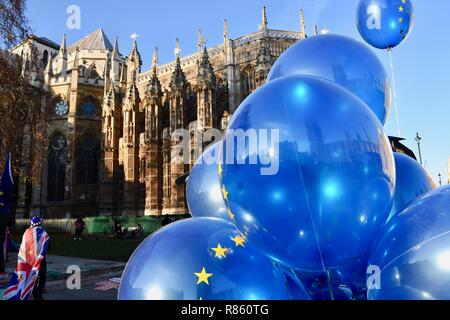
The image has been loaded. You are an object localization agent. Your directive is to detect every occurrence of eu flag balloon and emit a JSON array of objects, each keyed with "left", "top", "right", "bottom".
[
  {"left": 357, "top": 0, "right": 414, "bottom": 50},
  {"left": 267, "top": 34, "right": 391, "bottom": 125},
  {"left": 118, "top": 218, "right": 309, "bottom": 300},
  {"left": 387, "top": 153, "right": 437, "bottom": 222},
  {"left": 368, "top": 186, "right": 450, "bottom": 300},
  {"left": 187, "top": 141, "right": 229, "bottom": 221},
  {"left": 220, "top": 75, "right": 395, "bottom": 272}
]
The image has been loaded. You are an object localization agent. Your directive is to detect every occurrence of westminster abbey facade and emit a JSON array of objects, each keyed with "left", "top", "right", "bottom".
[{"left": 11, "top": 7, "right": 315, "bottom": 218}]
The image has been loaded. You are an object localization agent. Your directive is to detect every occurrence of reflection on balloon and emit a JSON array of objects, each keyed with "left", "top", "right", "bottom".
[
  {"left": 281, "top": 269, "right": 312, "bottom": 300},
  {"left": 118, "top": 218, "right": 306, "bottom": 300},
  {"left": 187, "top": 141, "right": 229, "bottom": 221},
  {"left": 357, "top": 0, "right": 414, "bottom": 50},
  {"left": 368, "top": 186, "right": 450, "bottom": 300},
  {"left": 221, "top": 75, "right": 395, "bottom": 271},
  {"left": 387, "top": 153, "right": 437, "bottom": 222},
  {"left": 268, "top": 34, "right": 391, "bottom": 125},
  {"left": 294, "top": 269, "right": 357, "bottom": 301}
]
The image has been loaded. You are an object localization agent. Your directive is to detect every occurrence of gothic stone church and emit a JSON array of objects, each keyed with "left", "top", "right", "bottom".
[{"left": 11, "top": 8, "right": 313, "bottom": 218}]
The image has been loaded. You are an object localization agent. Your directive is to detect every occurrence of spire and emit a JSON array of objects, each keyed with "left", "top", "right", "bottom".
[
  {"left": 59, "top": 33, "right": 67, "bottom": 57},
  {"left": 198, "top": 29, "right": 204, "bottom": 52},
  {"left": 261, "top": 5, "right": 268, "bottom": 31},
  {"left": 174, "top": 38, "right": 181, "bottom": 59},
  {"left": 197, "top": 47, "right": 216, "bottom": 88},
  {"left": 125, "top": 69, "right": 139, "bottom": 106},
  {"left": 170, "top": 38, "right": 187, "bottom": 92},
  {"left": 223, "top": 19, "right": 228, "bottom": 42},
  {"left": 104, "top": 82, "right": 116, "bottom": 110},
  {"left": 152, "top": 46, "right": 159, "bottom": 70},
  {"left": 299, "top": 9, "right": 306, "bottom": 39},
  {"left": 112, "top": 35, "right": 120, "bottom": 60},
  {"left": 146, "top": 48, "right": 162, "bottom": 98}
]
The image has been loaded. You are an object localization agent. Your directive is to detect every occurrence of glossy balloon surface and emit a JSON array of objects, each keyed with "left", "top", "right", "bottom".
[
  {"left": 387, "top": 153, "right": 436, "bottom": 222},
  {"left": 187, "top": 141, "right": 229, "bottom": 221},
  {"left": 268, "top": 34, "right": 391, "bottom": 125},
  {"left": 357, "top": 0, "right": 414, "bottom": 49},
  {"left": 118, "top": 218, "right": 308, "bottom": 300},
  {"left": 368, "top": 186, "right": 450, "bottom": 300},
  {"left": 220, "top": 75, "right": 395, "bottom": 271}
]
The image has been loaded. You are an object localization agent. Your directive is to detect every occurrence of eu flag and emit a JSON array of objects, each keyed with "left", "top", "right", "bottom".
[{"left": 0, "top": 154, "right": 14, "bottom": 215}]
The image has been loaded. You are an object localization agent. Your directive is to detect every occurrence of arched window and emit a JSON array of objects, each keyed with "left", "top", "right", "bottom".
[
  {"left": 47, "top": 133, "right": 67, "bottom": 202},
  {"left": 241, "top": 66, "right": 255, "bottom": 99},
  {"left": 42, "top": 50, "right": 49, "bottom": 65},
  {"left": 76, "top": 135, "right": 98, "bottom": 185}
]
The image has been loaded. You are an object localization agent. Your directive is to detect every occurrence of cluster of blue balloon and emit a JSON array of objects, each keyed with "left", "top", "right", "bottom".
[{"left": 119, "top": 0, "right": 450, "bottom": 301}]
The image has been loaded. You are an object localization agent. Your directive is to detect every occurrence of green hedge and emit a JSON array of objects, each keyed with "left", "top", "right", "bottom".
[
  {"left": 15, "top": 215, "right": 190, "bottom": 235},
  {"left": 84, "top": 215, "right": 189, "bottom": 235}
]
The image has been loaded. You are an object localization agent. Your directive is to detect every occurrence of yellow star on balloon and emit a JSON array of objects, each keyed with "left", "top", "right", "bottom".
[
  {"left": 228, "top": 209, "right": 236, "bottom": 223},
  {"left": 212, "top": 244, "right": 228, "bottom": 258},
  {"left": 195, "top": 267, "right": 213, "bottom": 285},
  {"left": 399, "top": 17, "right": 403, "bottom": 23},
  {"left": 232, "top": 235, "right": 246, "bottom": 247},
  {"left": 399, "top": 5, "right": 404, "bottom": 12},
  {"left": 0, "top": 191, "right": 4, "bottom": 195},
  {"left": 218, "top": 163, "right": 223, "bottom": 179},
  {"left": 221, "top": 185, "right": 229, "bottom": 201}
]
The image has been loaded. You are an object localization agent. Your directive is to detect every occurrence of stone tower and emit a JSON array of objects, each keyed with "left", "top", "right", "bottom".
[
  {"left": 166, "top": 38, "right": 188, "bottom": 214},
  {"left": 256, "top": 6, "right": 273, "bottom": 87},
  {"left": 121, "top": 40, "right": 143, "bottom": 214},
  {"left": 141, "top": 47, "right": 164, "bottom": 216},
  {"left": 196, "top": 47, "right": 217, "bottom": 132}
]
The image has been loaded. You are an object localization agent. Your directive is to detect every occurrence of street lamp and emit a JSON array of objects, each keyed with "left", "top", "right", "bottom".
[
  {"left": 415, "top": 133, "right": 423, "bottom": 165},
  {"left": 438, "top": 173, "right": 442, "bottom": 187}
]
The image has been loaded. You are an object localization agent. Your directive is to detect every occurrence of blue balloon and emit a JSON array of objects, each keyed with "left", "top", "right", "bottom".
[
  {"left": 387, "top": 153, "right": 437, "bottom": 222},
  {"left": 118, "top": 217, "right": 308, "bottom": 300},
  {"left": 281, "top": 269, "right": 312, "bottom": 300},
  {"left": 268, "top": 34, "right": 391, "bottom": 125},
  {"left": 368, "top": 186, "right": 450, "bottom": 300},
  {"left": 357, "top": 0, "right": 414, "bottom": 50},
  {"left": 220, "top": 75, "right": 395, "bottom": 271},
  {"left": 294, "top": 270, "right": 356, "bottom": 301},
  {"left": 187, "top": 142, "right": 229, "bottom": 221}
]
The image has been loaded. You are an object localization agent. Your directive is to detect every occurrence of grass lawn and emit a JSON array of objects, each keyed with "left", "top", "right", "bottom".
[{"left": 12, "top": 233, "right": 144, "bottom": 262}]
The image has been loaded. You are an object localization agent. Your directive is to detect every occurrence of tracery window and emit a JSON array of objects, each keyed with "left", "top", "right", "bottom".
[
  {"left": 47, "top": 133, "right": 67, "bottom": 202},
  {"left": 76, "top": 135, "right": 98, "bottom": 185}
]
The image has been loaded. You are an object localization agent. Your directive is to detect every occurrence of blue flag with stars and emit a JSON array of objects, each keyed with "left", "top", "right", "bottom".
[{"left": 0, "top": 154, "right": 14, "bottom": 215}]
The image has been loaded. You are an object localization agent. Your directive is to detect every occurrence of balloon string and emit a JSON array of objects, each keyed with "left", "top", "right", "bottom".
[
  {"left": 388, "top": 49, "right": 401, "bottom": 137},
  {"left": 281, "top": 86, "right": 332, "bottom": 300}
]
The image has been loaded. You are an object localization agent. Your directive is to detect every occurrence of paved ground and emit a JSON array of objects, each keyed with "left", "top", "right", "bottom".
[
  {"left": 44, "top": 273, "right": 121, "bottom": 300},
  {"left": 1, "top": 255, "right": 125, "bottom": 300}
]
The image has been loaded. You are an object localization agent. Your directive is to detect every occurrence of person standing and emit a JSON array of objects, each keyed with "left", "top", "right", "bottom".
[
  {"left": 74, "top": 218, "right": 85, "bottom": 240},
  {"left": 0, "top": 154, "right": 14, "bottom": 281},
  {"left": 2, "top": 217, "right": 50, "bottom": 300}
]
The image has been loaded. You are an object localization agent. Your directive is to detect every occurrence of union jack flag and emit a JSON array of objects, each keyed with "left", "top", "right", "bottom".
[{"left": 2, "top": 226, "right": 50, "bottom": 300}]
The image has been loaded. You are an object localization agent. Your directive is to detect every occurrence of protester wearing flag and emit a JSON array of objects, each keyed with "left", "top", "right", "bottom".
[
  {"left": 2, "top": 217, "right": 50, "bottom": 300},
  {"left": 0, "top": 154, "right": 14, "bottom": 281}
]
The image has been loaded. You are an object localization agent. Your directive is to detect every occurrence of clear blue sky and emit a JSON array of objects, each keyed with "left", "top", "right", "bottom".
[{"left": 26, "top": 0, "right": 449, "bottom": 184}]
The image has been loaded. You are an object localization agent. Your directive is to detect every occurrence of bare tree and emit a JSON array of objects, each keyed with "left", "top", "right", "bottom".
[
  {"left": 0, "top": 0, "right": 46, "bottom": 184},
  {"left": 0, "top": 0, "right": 30, "bottom": 49}
]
